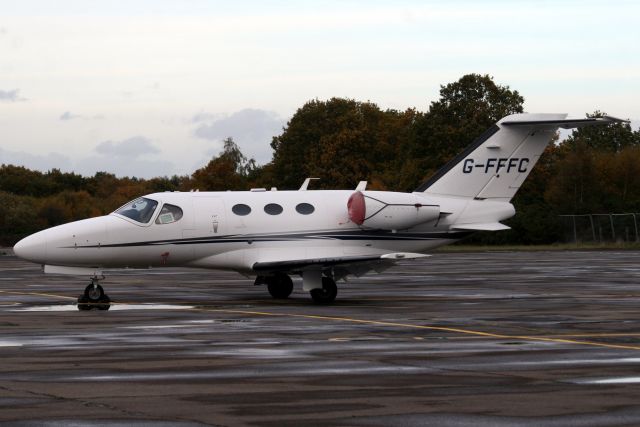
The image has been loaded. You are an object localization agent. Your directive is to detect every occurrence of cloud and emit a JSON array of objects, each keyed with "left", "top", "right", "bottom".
[
  {"left": 60, "top": 111, "right": 81, "bottom": 120},
  {"left": 0, "top": 147, "right": 73, "bottom": 171},
  {"left": 193, "top": 108, "right": 285, "bottom": 164},
  {"left": 76, "top": 155, "right": 175, "bottom": 179},
  {"left": 0, "top": 89, "right": 25, "bottom": 102},
  {"left": 191, "top": 111, "right": 217, "bottom": 123},
  {"left": 83, "top": 136, "right": 174, "bottom": 177},
  {"left": 0, "top": 137, "right": 174, "bottom": 179},
  {"left": 95, "top": 136, "right": 161, "bottom": 158}
]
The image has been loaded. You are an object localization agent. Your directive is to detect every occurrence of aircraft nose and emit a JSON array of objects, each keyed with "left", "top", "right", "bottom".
[{"left": 13, "top": 232, "right": 47, "bottom": 264}]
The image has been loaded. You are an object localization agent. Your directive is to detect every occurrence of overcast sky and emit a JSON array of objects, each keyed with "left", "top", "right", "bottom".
[{"left": 1, "top": 0, "right": 638, "bottom": 178}]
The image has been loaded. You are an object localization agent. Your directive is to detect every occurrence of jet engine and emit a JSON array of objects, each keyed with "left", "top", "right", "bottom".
[{"left": 347, "top": 191, "right": 440, "bottom": 231}]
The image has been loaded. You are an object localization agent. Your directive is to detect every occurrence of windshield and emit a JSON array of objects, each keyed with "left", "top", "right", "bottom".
[{"left": 114, "top": 197, "right": 159, "bottom": 224}]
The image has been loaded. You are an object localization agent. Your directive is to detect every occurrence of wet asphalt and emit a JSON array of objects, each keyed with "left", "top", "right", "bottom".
[{"left": 1, "top": 251, "right": 640, "bottom": 426}]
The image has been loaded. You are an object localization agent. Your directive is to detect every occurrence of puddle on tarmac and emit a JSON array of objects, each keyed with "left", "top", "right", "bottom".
[
  {"left": 10, "top": 303, "right": 194, "bottom": 312},
  {"left": 574, "top": 376, "right": 640, "bottom": 384}
]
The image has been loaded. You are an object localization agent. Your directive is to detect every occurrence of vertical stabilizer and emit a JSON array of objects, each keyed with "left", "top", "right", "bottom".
[{"left": 415, "top": 113, "right": 625, "bottom": 202}]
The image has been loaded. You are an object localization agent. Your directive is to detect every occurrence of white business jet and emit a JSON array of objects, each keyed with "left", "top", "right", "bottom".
[{"left": 13, "top": 113, "right": 624, "bottom": 306}]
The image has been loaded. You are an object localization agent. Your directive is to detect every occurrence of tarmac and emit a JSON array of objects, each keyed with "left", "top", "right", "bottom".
[{"left": 1, "top": 250, "right": 640, "bottom": 426}]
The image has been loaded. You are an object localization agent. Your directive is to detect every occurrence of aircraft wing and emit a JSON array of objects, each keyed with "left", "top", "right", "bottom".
[
  {"left": 253, "top": 252, "right": 429, "bottom": 279},
  {"left": 451, "top": 222, "right": 510, "bottom": 231}
]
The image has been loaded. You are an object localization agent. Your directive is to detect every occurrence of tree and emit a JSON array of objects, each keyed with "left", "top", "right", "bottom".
[
  {"left": 546, "top": 112, "right": 640, "bottom": 215},
  {"left": 405, "top": 74, "right": 525, "bottom": 191},
  {"left": 562, "top": 111, "right": 639, "bottom": 153},
  {"left": 189, "top": 137, "right": 256, "bottom": 191},
  {"left": 269, "top": 98, "right": 413, "bottom": 190}
]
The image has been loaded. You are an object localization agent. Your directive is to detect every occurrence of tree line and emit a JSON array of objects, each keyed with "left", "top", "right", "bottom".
[{"left": 1, "top": 74, "right": 639, "bottom": 246}]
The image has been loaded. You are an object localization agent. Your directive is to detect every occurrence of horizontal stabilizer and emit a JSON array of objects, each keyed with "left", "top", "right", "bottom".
[
  {"left": 502, "top": 116, "right": 628, "bottom": 129},
  {"left": 451, "top": 222, "right": 510, "bottom": 231},
  {"left": 253, "top": 252, "right": 429, "bottom": 273}
]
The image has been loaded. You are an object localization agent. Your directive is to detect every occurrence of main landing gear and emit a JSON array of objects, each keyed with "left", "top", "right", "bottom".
[
  {"left": 77, "top": 277, "right": 111, "bottom": 311},
  {"left": 310, "top": 277, "right": 338, "bottom": 305},
  {"left": 265, "top": 273, "right": 294, "bottom": 299},
  {"left": 257, "top": 273, "right": 338, "bottom": 304}
]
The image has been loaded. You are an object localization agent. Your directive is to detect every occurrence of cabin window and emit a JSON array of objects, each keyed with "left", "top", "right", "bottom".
[
  {"left": 264, "top": 203, "right": 283, "bottom": 215},
  {"left": 232, "top": 204, "right": 251, "bottom": 216},
  {"left": 155, "top": 204, "right": 183, "bottom": 224},
  {"left": 114, "top": 197, "right": 159, "bottom": 224},
  {"left": 295, "top": 203, "right": 315, "bottom": 215}
]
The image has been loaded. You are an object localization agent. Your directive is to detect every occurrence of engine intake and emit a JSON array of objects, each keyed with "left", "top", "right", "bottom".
[{"left": 347, "top": 191, "right": 440, "bottom": 230}]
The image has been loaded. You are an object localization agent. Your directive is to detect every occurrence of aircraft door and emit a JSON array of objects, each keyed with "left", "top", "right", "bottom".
[{"left": 193, "top": 196, "right": 227, "bottom": 236}]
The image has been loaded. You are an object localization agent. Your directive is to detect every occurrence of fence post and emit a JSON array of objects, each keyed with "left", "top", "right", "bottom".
[
  {"left": 572, "top": 215, "right": 578, "bottom": 244},
  {"left": 609, "top": 214, "right": 616, "bottom": 241},
  {"left": 589, "top": 215, "right": 596, "bottom": 242},
  {"left": 633, "top": 213, "right": 639, "bottom": 242}
]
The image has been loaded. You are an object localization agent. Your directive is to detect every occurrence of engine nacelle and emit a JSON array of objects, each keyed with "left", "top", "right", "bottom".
[{"left": 347, "top": 191, "right": 440, "bottom": 231}]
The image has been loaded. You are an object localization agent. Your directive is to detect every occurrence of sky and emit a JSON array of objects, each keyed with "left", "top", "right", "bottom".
[{"left": 1, "top": 0, "right": 639, "bottom": 178}]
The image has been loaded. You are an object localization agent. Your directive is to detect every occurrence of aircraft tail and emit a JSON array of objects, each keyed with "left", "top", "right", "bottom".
[{"left": 414, "top": 113, "right": 625, "bottom": 201}]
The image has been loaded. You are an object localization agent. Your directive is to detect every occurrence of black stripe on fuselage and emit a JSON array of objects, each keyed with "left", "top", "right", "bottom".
[{"left": 65, "top": 230, "right": 473, "bottom": 249}]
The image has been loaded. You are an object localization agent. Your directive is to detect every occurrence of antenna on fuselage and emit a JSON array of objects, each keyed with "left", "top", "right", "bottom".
[
  {"left": 299, "top": 177, "right": 319, "bottom": 191},
  {"left": 355, "top": 181, "right": 367, "bottom": 191}
]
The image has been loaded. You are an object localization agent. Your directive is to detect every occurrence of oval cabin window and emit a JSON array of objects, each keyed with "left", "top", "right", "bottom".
[
  {"left": 232, "top": 204, "right": 252, "bottom": 216},
  {"left": 295, "top": 203, "right": 315, "bottom": 215},
  {"left": 264, "top": 203, "right": 283, "bottom": 215}
]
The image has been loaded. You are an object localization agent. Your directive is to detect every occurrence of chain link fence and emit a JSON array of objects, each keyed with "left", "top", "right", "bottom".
[{"left": 559, "top": 214, "right": 640, "bottom": 244}]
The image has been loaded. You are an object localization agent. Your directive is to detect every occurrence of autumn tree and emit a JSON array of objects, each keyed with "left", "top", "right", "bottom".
[
  {"left": 546, "top": 112, "right": 640, "bottom": 214},
  {"left": 401, "top": 74, "right": 525, "bottom": 191},
  {"left": 189, "top": 137, "right": 256, "bottom": 191}
]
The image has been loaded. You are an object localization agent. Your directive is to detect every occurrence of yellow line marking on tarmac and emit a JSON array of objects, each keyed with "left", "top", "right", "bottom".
[
  {"left": 192, "top": 308, "right": 640, "bottom": 352},
  {"left": 3, "top": 290, "right": 639, "bottom": 352}
]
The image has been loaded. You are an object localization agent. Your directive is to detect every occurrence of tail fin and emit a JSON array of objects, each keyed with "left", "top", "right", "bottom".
[{"left": 415, "top": 113, "right": 626, "bottom": 201}]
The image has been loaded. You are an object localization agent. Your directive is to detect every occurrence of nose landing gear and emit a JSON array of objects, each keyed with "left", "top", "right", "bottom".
[{"left": 77, "top": 277, "right": 111, "bottom": 311}]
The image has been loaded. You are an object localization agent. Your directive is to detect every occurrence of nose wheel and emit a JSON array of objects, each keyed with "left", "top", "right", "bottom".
[{"left": 77, "top": 278, "right": 111, "bottom": 311}]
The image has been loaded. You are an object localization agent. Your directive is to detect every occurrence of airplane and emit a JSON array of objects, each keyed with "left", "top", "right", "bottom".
[{"left": 13, "top": 113, "right": 625, "bottom": 308}]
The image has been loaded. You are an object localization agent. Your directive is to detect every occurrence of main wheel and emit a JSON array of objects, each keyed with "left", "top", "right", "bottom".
[
  {"left": 267, "top": 273, "right": 293, "bottom": 299},
  {"left": 84, "top": 283, "right": 105, "bottom": 302},
  {"left": 310, "top": 277, "right": 337, "bottom": 304}
]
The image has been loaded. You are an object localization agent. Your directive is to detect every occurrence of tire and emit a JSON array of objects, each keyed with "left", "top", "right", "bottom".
[
  {"left": 310, "top": 277, "right": 337, "bottom": 304},
  {"left": 96, "top": 294, "right": 111, "bottom": 311},
  {"left": 77, "top": 294, "right": 92, "bottom": 311},
  {"left": 84, "top": 283, "right": 105, "bottom": 302},
  {"left": 267, "top": 273, "right": 293, "bottom": 299}
]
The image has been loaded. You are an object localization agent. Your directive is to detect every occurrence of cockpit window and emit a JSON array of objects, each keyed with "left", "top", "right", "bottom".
[
  {"left": 155, "top": 204, "right": 183, "bottom": 224},
  {"left": 114, "top": 197, "right": 158, "bottom": 224}
]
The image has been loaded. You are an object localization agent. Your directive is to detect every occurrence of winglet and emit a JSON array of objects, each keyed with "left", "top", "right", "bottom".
[{"left": 299, "top": 177, "right": 320, "bottom": 191}]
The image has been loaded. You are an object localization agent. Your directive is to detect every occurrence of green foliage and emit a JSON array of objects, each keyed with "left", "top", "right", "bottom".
[
  {"left": 189, "top": 137, "right": 257, "bottom": 191},
  {"left": 404, "top": 74, "right": 524, "bottom": 191}
]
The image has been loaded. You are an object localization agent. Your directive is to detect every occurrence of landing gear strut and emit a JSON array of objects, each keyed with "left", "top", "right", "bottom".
[
  {"left": 265, "top": 273, "right": 294, "bottom": 299},
  {"left": 310, "top": 277, "right": 338, "bottom": 304},
  {"left": 77, "top": 277, "right": 111, "bottom": 311}
]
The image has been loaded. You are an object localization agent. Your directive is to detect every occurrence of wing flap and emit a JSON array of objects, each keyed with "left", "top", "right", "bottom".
[{"left": 252, "top": 252, "right": 429, "bottom": 273}]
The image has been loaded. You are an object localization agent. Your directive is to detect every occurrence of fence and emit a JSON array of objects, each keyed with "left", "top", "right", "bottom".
[{"left": 559, "top": 214, "right": 640, "bottom": 244}]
